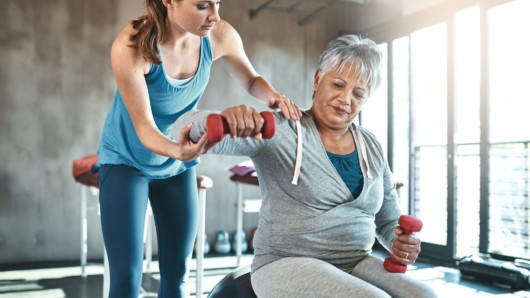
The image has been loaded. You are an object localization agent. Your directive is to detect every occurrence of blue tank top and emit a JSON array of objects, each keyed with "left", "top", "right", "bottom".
[
  {"left": 98, "top": 37, "right": 213, "bottom": 179},
  {"left": 327, "top": 150, "right": 364, "bottom": 197}
]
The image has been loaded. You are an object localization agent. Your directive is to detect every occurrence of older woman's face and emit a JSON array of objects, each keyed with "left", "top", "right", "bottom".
[{"left": 311, "top": 62, "right": 368, "bottom": 130}]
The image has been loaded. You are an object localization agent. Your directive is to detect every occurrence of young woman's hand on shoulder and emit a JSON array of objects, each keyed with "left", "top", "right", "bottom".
[{"left": 210, "top": 20, "right": 301, "bottom": 120}]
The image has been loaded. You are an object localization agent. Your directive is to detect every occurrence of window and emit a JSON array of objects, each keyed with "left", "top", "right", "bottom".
[
  {"left": 454, "top": 6, "right": 481, "bottom": 258},
  {"left": 372, "top": 0, "right": 530, "bottom": 262},
  {"left": 487, "top": 0, "right": 530, "bottom": 259},
  {"left": 361, "top": 43, "right": 388, "bottom": 158},
  {"left": 410, "top": 23, "right": 448, "bottom": 246},
  {"left": 392, "top": 37, "right": 411, "bottom": 213}
]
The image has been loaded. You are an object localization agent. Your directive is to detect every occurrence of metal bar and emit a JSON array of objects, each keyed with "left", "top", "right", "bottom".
[
  {"left": 249, "top": 0, "right": 276, "bottom": 19},
  {"left": 408, "top": 36, "right": 415, "bottom": 216},
  {"left": 387, "top": 41, "right": 394, "bottom": 171},
  {"left": 103, "top": 248, "right": 110, "bottom": 298},
  {"left": 196, "top": 188, "right": 206, "bottom": 297},
  {"left": 236, "top": 183, "right": 243, "bottom": 266},
  {"left": 297, "top": 0, "right": 338, "bottom": 26},
  {"left": 446, "top": 15, "right": 456, "bottom": 259},
  {"left": 287, "top": 1, "right": 302, "bottom": 12},
  {"left": 80, "top": 185, "right": 87, "bottom": 277},
  {"left": 478, "top": 2, "right": 490, "bottom": 254},
  {"left": 522, "top": 143, "right": 530, "bottom": 255},
  {"left": 145, "top": 206, "right": 153, "bottom": 273}
]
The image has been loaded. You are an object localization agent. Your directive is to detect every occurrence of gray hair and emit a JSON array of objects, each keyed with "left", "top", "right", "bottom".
[{"left": 317, "top": 35, "right": 383, "bottom": 95}]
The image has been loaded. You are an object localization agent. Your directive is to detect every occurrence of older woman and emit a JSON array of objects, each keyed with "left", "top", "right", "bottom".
[{"left": 174, "top": 35, "right": 436, "bottom": 297}]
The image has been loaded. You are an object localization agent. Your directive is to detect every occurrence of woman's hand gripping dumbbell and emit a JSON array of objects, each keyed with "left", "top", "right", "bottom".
[
  {"left": 384, "top": 215, "right": 423, "bottom": 273},
  {"left": 206, "top": 105, "right": 276, "bottom": 143}
]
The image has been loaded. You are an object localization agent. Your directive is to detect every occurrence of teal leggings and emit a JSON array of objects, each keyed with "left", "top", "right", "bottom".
[{"left": 99, "top": 164, "right": 198, "bottom": 298}]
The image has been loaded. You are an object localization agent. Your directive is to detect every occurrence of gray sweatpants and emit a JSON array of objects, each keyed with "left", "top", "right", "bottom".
[{"left": 251, "top": 256, "right": 438, "bottom": 298}]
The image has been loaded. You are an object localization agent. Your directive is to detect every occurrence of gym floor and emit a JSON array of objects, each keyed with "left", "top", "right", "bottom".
[{"left": 0, "top": 251, "right": 528, "bottom": 298}]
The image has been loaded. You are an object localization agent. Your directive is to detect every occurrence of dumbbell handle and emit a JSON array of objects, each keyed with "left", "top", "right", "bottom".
[
  {"left": 383, "top": 215, "right": 423, "bottom": 273},
  {"left": 206, "top": 111, "right": 276, "bottom": 143}
]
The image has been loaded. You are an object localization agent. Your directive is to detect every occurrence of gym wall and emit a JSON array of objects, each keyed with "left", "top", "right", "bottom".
[{"left": 0, "top": 0, "right": 399, "bottom": 264}]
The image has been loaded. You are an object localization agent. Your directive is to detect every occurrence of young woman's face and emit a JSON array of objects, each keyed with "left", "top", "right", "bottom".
[
  {"left": 167, "top": 0, "right": 221, "bottom": 36},
  {"left": 311, "top": 62, "right": 369, "bottom": 130}
]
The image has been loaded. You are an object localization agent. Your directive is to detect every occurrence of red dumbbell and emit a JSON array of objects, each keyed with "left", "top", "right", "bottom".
[
  {"left": 206, "top": 111, "right": 276, "bottom": 143},
  {"left": 383, "top": 215, "right": 423, "bottom": 273}
]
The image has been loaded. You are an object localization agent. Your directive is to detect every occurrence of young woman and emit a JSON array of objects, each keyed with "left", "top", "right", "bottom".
[{"left": 97, "top": 0, "right": 301, "bottom": 297}]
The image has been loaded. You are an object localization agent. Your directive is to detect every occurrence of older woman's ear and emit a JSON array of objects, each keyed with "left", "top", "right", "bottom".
[{"left": 313, "top": 69, "right": 321, "bottom": 91}]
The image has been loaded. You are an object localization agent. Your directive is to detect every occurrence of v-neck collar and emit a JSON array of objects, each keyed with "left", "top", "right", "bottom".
[
  {"left": 300, "top": 114, "right": 372, "bottom": 201},
  {"left": 157, "top": 37, "right": 203, "bottom": 88}
]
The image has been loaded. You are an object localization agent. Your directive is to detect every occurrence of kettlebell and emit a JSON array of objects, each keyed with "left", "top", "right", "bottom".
[
  {"left": 231, "top": 230, "right": 248, "bottom": 254},
  {"left": 214, "top": 230, "right": 231, "bottom": 254}
]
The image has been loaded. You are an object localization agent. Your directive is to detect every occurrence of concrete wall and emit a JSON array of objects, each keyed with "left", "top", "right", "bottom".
[
  {"left": 0, "top": 0, "right": 143, "bottom": 263},
  {"left": 0, "top": 0, "right": 366, "bottom": 264},
  {"left": 2, "top": 0, "right": 435, "bottom": 264}
]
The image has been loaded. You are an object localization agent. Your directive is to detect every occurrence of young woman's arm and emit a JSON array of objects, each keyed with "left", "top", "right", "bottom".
[
  {"left": 111, "top": 24, "right": 212, "bottom": 161},
  {"left": 210, "top": 20, "right": 302, "bottom": 120}
]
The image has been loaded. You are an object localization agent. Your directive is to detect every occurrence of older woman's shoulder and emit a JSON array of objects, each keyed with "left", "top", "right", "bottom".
[
  {"left": 355, "top": 125, "right": 384, "bottom": 149},
  {"left": 273, "top": 111, "right": 293, "bottom": 129},
  {"left": 356, "top": 125, "right": 377, "bottom": 139},
  {"left": 272, "top": 110, "right": 294, "bottom": 124},
  {"left": 271, "top": 110, "right": 310, "bottom": 135},
  {"left": 355, "top": 125, "right": 388, "bottom": 168}
]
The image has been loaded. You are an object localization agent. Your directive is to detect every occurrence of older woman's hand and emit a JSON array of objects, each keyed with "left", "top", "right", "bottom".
[
  {"left": 220, "top": 104, "right": 265, "bottom": 139},
  {"left": 267, "top": 93, "right": 301, "bottom": 120},
  {"left": 390, "top": 226, "right": 422, "bottom": 264}
]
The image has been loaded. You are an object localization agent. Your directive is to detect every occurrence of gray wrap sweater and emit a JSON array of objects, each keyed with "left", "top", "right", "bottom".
[{"left": 173, "top": 110, "right": 401, "bottom": 273}]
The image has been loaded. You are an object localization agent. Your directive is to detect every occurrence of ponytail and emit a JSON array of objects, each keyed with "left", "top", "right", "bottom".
[{"left": 129, "top": 0, "right": 168, "bottom": 65}]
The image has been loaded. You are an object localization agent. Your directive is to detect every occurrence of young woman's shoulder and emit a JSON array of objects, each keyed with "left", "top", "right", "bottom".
[
  {"left": 111, "top": 22, "right": 149, "bottom": 74},
  {"left": 112, "top": 22, "right": 138, "bottom": 52},
  {"left": 210, "top": 19, "right": 236, "bottom": 36},
  {"left": 210, "top": 19, "right": 242, "bottom": 60}
]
